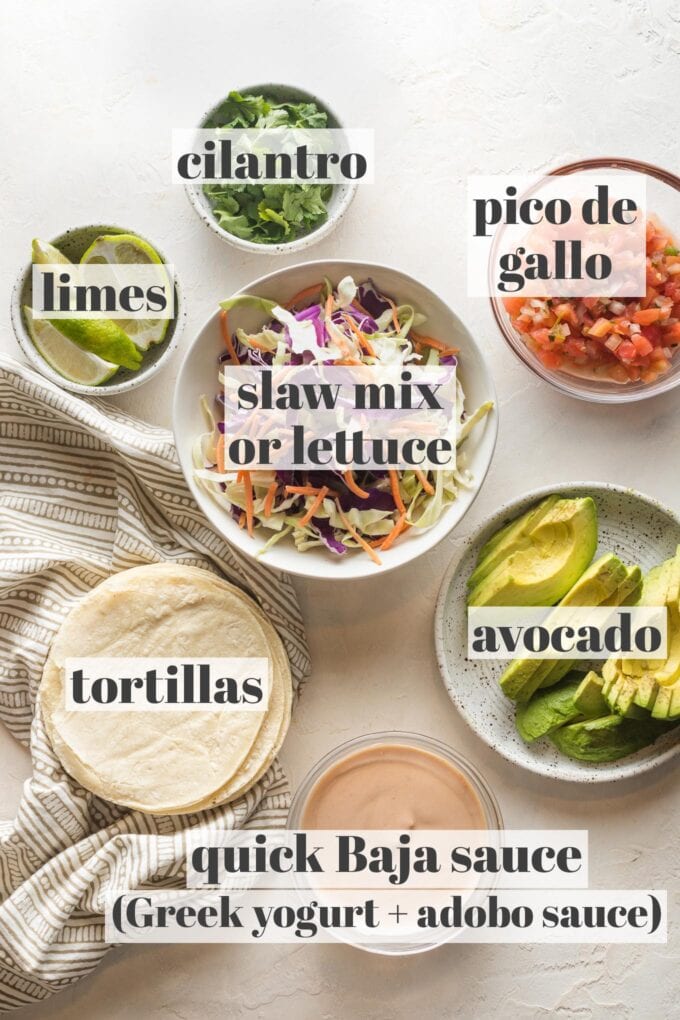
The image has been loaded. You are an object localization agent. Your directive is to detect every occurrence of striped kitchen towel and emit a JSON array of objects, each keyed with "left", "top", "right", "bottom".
[{"left": 0, "top": 355, "right": 311, "bottom": 1013}]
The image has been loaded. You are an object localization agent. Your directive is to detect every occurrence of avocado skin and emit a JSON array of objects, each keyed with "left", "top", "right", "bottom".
[
  {"left": 467, "top": 497, "right": 597, "bottom": 608},
  {"left": 549, "top": 714, "right": 672, "bottom": 762},
  {"left": 515, "top": 677, "right": 583, "bottom": 743}
]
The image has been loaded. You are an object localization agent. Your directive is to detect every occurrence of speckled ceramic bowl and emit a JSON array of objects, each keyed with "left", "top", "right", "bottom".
[
  {"left": 10, "top": 224, "right": 185, "bottom": 397},
  {"left": 184, "top": 84, "right": 358, "bottom": 255},
  {"left": 435, "top": 482, "right": 680, "bottom": 783}
]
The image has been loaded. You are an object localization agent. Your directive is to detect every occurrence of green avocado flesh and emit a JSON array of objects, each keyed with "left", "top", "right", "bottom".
[
  {"left": 479, "top": 493, "right": 680, "bottom": 764},
  {"left": 572, "top": 671, "right": 608, "bottom": 716},
  {"left": 468, "top": 495, "right": 560, "bottom": 591},
  {"left": 602, "top": 548, "right": 680, "bottom": 721},
  {"left": 467, "top": 497, "right": 598, "bottom": 608},
  {"left": 549, "top": 714, "right": 672, "bottom": 762},
  {"left": 499, "top": 553, "right": 628, "bottom": 702},
  {"left": 535, "top": 564, "right": 643, "bottom": 692}
]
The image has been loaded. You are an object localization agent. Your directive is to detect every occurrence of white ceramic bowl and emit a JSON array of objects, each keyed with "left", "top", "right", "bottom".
[
  {"left": 435, "top": 481, "right": 680, "bottom": 783},
  {"left": 185, "top": 84, "right": 358, "bottom": 255},
  {"left": 10, "top": 224, "right": 185, "bottom": 397},
  {"left": 173, "top": 259, "right": 498, "bottom": 580}
]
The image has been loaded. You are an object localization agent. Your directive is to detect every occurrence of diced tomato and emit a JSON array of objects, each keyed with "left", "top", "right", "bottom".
[
  {"left": 641, "top": 324, "right": 662, "bottom": 346},
  {"left": 664, "top": 281, "right": 680, "bottom": 303},
  {"left": 503, "top": 297, "right": 526, "bottom": 316},
  {"left": 617, "top": 340, "right": 638, "bottom": 361},
  {"left": 539, "top": 349, "right": 562, "bottom": 370},
  {"left": 664, "top": 322, "right": 680, "bottom": 344},
  {"left": 531, "top": 328, "right": 551, "bottom": 348},
  {"left": 633, "top": 308, "right": 665, "bottom": 325},
  {"left": 632, "top": 335, "right": 654, "bottom": 357},
  {"left": 503, "top": 215, "right": 680, "bottom": 385}
]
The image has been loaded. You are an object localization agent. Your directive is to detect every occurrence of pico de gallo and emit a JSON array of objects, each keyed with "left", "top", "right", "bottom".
[{"left": 504, "top": 218, "right": 680, "bottom": 384}]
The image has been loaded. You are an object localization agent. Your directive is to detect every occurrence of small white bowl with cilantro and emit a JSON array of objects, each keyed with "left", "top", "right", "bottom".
[{"left": 185, "top": 85, "right": 358, "bottom": 254}]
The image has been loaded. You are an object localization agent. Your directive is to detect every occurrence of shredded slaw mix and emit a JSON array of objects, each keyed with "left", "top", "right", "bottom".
[{"left": 194, "top": 277, "right": 492, "bottom": 563}]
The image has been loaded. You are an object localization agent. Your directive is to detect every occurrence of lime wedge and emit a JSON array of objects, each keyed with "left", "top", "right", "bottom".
[
  {"left": 29, "top": 236, "right": 142, "bottom": 370},
  {"left": 80, "top": 233, "right": 170, "bottom": 351},
  {"left": 47, "top": 317, "right": 142, "bottom": 369},
  {"left": 32, "top": 238, "right": 71, "bottom": 266},
  {"left": 23, "top": 307, "right": 118, "bottom": 386}
]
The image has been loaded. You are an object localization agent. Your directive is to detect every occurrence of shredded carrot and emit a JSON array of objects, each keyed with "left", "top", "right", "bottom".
[
  {"left": 285, "top": 484, "right": 321, "bottom": 496},
  {"left": 415, "top": 469, "right": 434, "bottom": 495},
  {"left": 325, "top": 293, "right": 334, "bottom": 318},
  {"left": 343, "top": 314, "right": 375, "bottom": 357},
  {"left": 435, "top": 346, "right": 460, "bottom": 358},
  {"left": 343, "top": 470, "right": 370, "bottom": 499},
  {"left": 238, "top": 511, "right": 246, "bottom": 529},
  {"left": 336, "top": 505, "right": 382, "bottom": 566},
  {"left": 298, "top": 486, "right": 329, "bottom": 527},
  {"left": 263, "top": 481, "right": 278, "bottom": 517},
  {"left": 334, "top": 357, "right": 363, "bottom": 366},
  {"left": 215, "top": 434, "right": 225, "bottom": 473},
  {"left": 380, "top": 513, "right": 409, "bottom": 551},
  {"left": 386, "top": 297, "right": 401, "bottom": 333},
  {"left": 247, "top": 337, "right": 273, "bottom": 352},
  {"left": 411, "top": 330, "right": 453, "bottom": 353},
  {"left": 242, "top": 471, "right": 254, "bottom": 537},
  {"left": 389, "top": 469, "right": 406, "bottom": 514},
  {"left": 285, "top": 282, "right": 324, "bottom": 309},
  {"left": 219, "top": 310, "right": 239, "bottom": 364}
]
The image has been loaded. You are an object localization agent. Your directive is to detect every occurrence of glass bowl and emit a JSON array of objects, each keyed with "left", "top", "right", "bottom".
[
  {"left": 288, "top": 730, "right": 503, "bottom": 956},
  {"left": 490, "top": 157, "right": 680, "bottom": 403}
]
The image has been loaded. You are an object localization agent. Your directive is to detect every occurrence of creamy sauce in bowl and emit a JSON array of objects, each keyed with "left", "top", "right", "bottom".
[{"left": 300, "top": 743, "right": 486, "bottom": 830}]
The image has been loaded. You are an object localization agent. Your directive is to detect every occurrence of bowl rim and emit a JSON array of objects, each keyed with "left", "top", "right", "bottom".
[
  {"left": 434, "top": 479, "right": 680, "bottom": 783},
  {"left": 10, "top": 223, "right": 185, "bottom": 396},
  {"left": 287, "top": 728, "right": 504, "bottom": 829},
  {"left": 488, "top": 156, "right": 680, "bottom": 404},
  {"left": 286, "top": 728, "right": 503, "bottom": 956},
  {"left": 183, "top": 82, "right": 358, "bottom": 255},
  {"left": 172, "top": 256, "right": 498, "bottom": 581}
]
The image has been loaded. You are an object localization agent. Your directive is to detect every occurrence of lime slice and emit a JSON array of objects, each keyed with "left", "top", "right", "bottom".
[
  {"left": 23, "top": 307, "right": 118, "bottom": 386},
  {"left": 80, "top": 233, "right": 170, "bottom": 351}
]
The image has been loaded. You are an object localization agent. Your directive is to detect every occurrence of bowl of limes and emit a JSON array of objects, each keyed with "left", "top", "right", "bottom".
[{"left": 10, "top": 225, "right": 184, "bottom": 395}]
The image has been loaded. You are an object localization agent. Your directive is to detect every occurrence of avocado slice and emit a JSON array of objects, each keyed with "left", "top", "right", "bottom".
[
  {"left": 549, "top": 714, "right": 669, "bottom": 762},
  {"left": 536, "top": 564, "right": 642, "bottom": 693},
  {"left": 601, "top": 551, "right": 680, "bottom": 720},
  {"left": 572, "top": 671, "right": 608, "bottom": 716},
  {"left": 468, "top": 497, "right": 598, "bottom": 608},
  {"left": 515, "top": 676, "right": 583, "bottom": 743},
  {"left": 468, "top": 495, "right": 560, "bottom": 590},
  {"left": 499, "top": 553, "right": 628, "bottom": 702},
  {"left": 601, "top": 565, "right": 643, "bottom": 607}
]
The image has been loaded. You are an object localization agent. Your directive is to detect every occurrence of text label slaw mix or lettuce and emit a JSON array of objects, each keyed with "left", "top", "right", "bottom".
[{"left": 194, "top": 277, "right": 493, "bottom": 564}]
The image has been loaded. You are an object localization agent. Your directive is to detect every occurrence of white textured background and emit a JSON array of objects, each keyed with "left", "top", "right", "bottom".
[{"left": 1, "top": 1, "right": 679, "bottom": 1017}]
